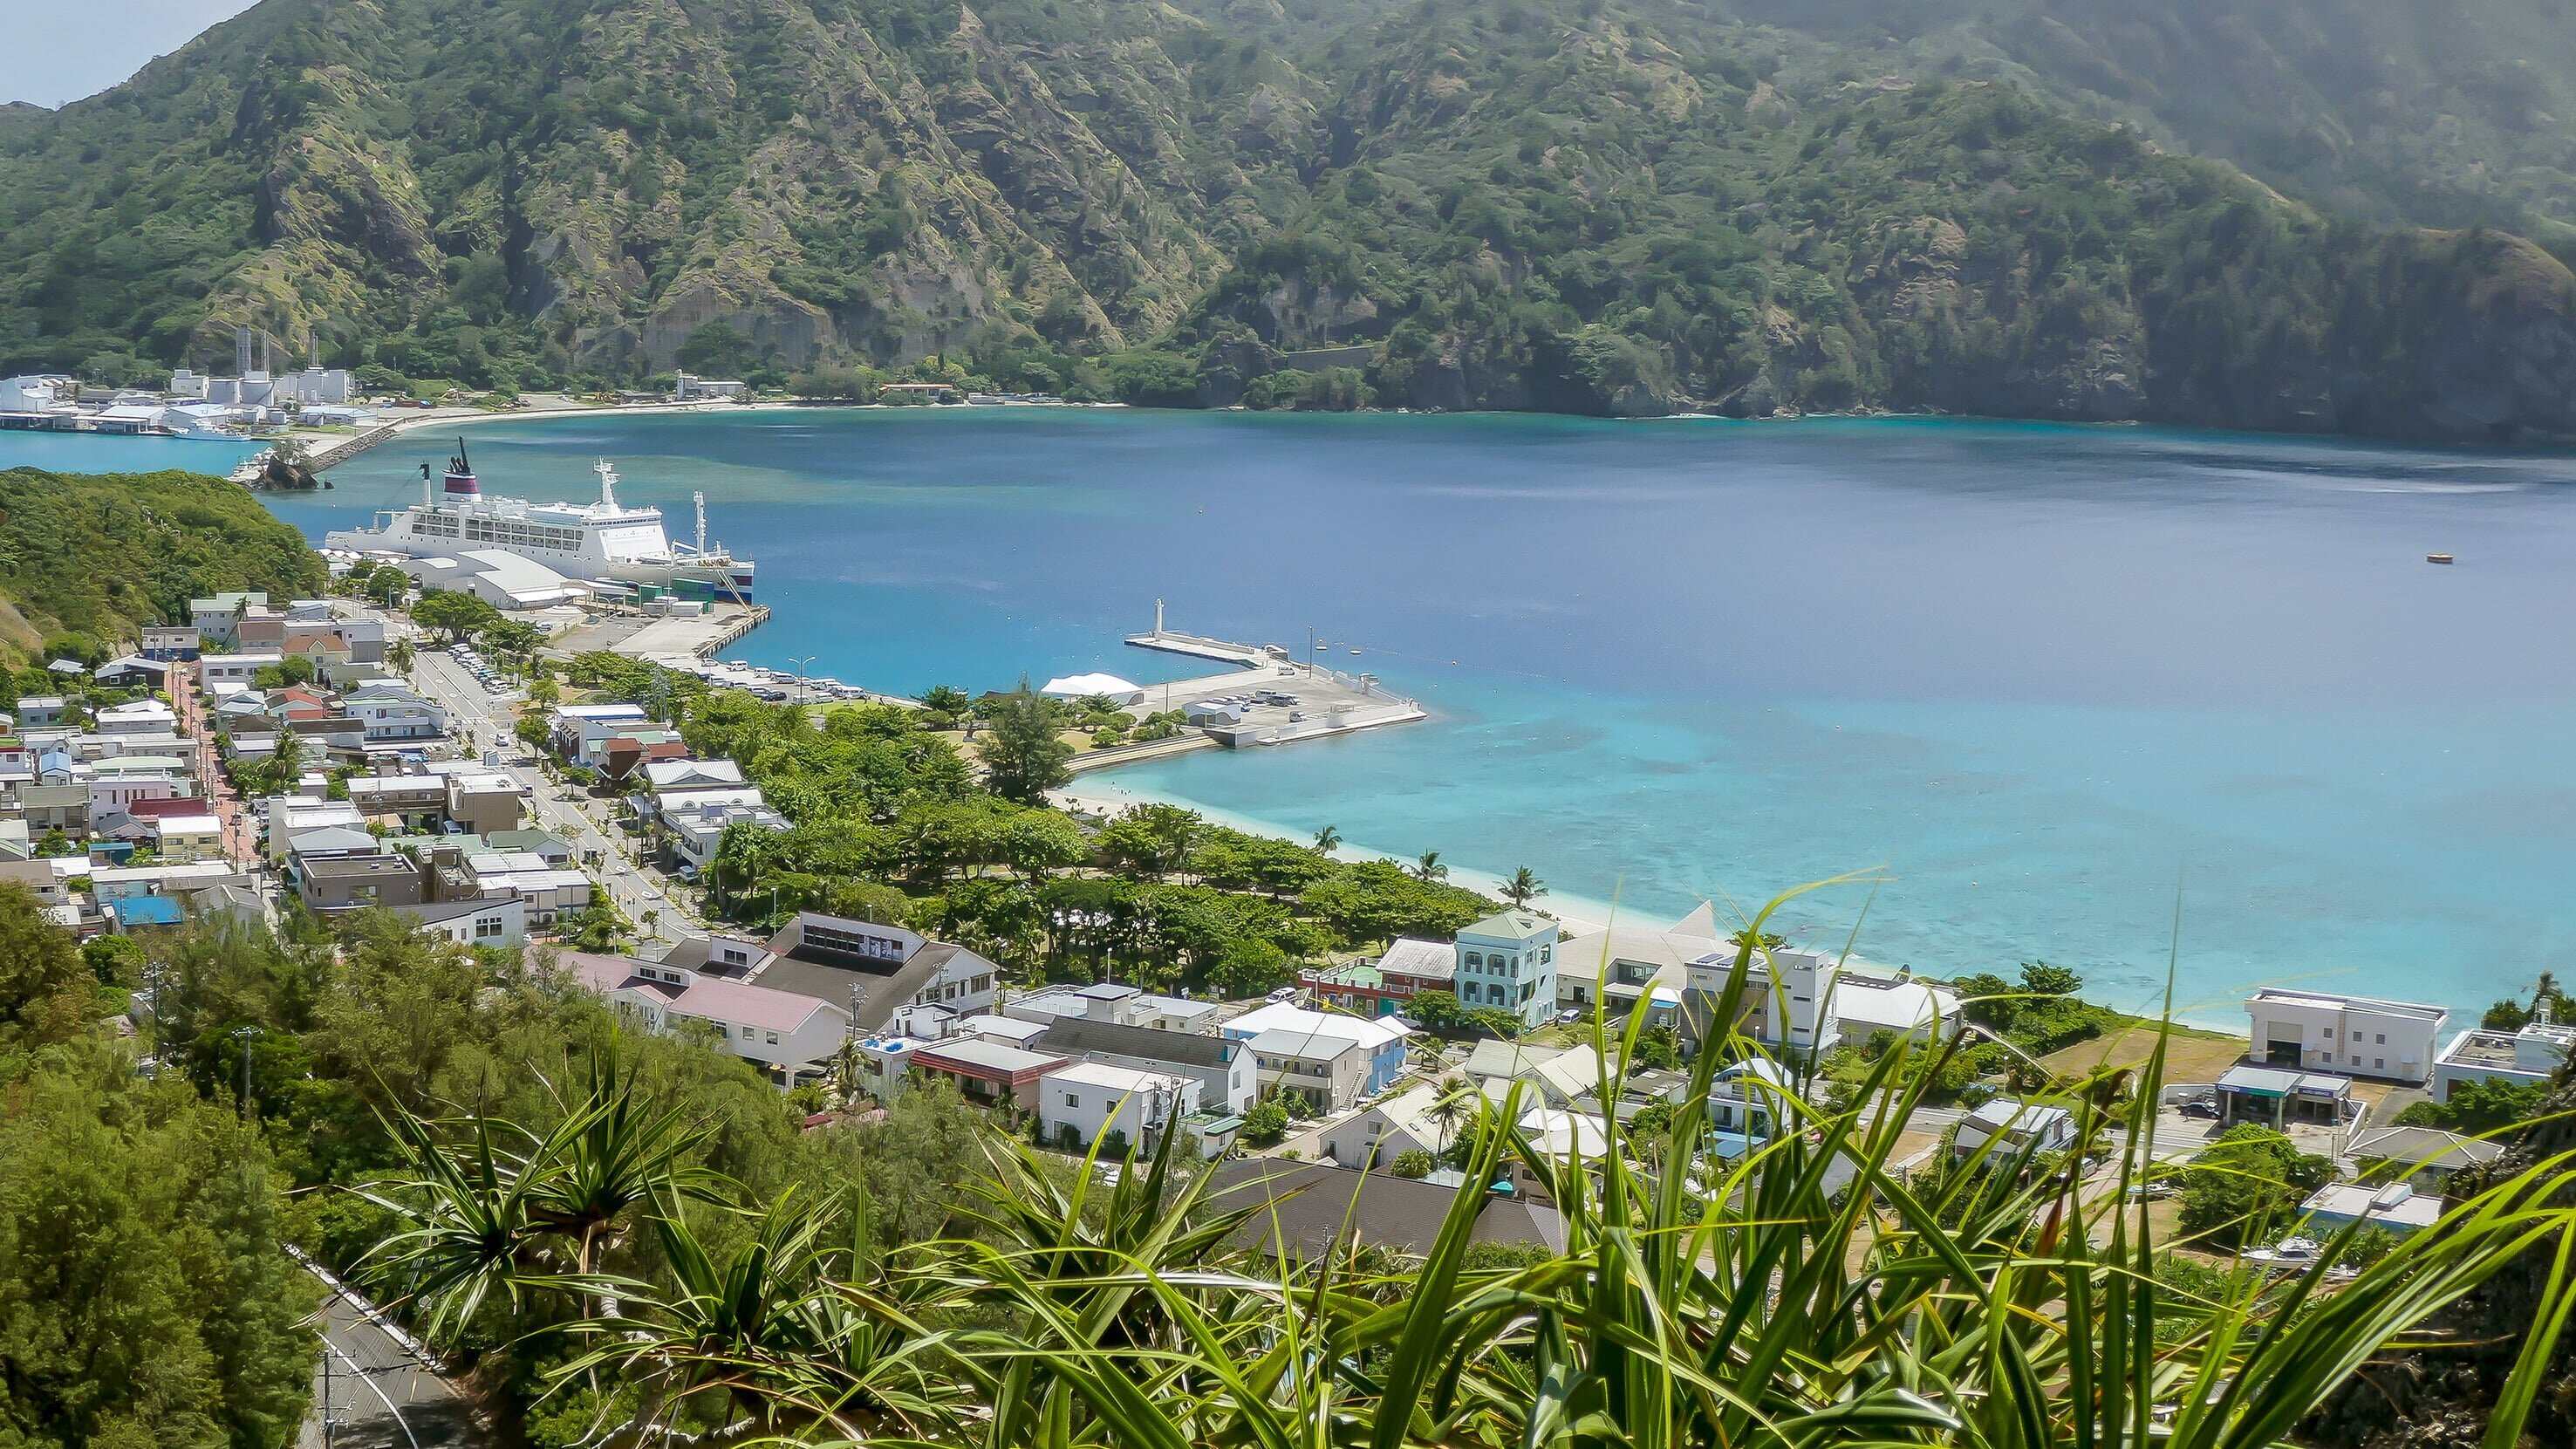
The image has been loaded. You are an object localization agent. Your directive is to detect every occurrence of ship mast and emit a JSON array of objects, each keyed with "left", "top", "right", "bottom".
[
  {"left": 695, "top": 491, "right": 707, "bottom": 555},
  {"left": 594, "top": 458, "right": 619, "bottom": 509}
]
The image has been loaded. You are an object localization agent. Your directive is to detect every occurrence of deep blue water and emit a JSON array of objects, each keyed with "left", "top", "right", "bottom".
[{"left": 17, "top": 407, "right": 2576, "bottom": 1022}]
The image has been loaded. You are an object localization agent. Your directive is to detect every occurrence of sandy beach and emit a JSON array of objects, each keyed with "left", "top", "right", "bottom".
[{"left": 1051, "top": 774, "right": 1626, "bottom": 933}]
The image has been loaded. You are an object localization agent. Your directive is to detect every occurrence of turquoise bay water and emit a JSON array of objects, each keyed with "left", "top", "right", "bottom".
[
  {"left": 0, "top": 430, "right": 263, "bottom": 474},
  {"left": 18, "top": 407, "right": 2576, "bottom": 1021}
]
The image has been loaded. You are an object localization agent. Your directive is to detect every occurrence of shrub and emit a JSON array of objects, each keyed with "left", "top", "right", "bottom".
[
  {"left": 1240, "top": 1099, "right": 1289, "bottom": 1145},
  {"left": 2178, "top": 1124, "right": 2333, "bottom": 1249},
  {"left": 1390, "top": 1148, "right": 1437, "bottom": 1179}
]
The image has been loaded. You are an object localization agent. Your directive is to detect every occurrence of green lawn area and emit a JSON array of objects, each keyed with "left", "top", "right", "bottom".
[{"left": 2037, "top": 1014, "right": 2246, "bottom": 1083}]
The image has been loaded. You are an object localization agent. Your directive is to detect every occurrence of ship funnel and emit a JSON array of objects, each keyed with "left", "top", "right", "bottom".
[
  {"left": 594, "top": 458, "right": 619, "bottom": 509},
  {"left": 695, "top": 491, "right": 707, "bottom": 555},
  {"left": 441, "top": 436, "right": 480, "bottom": 498}
]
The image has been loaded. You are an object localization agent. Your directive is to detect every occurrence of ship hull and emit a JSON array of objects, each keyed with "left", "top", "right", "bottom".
[{"left": 324, "top": 526, "right": 755, "bottom": 598}]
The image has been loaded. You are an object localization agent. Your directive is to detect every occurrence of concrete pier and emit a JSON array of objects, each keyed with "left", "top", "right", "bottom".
[
  {"left": 1124, "top": 629, "right": 1280, "bottom": 668},
  {"left": 228, "top": 422, "right": 401, "bottom": 483},
  {"left": 548, "top": 600, "right": 770, "bottom": 663},
  {"left": 1119, "top": 615, "right": 1426, "bottom": 751}
]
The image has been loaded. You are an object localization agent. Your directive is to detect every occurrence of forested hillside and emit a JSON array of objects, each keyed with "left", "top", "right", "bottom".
[
  {"left": 0, "top": 0, "right": 2572, "bottom": 439},
  {"left": 1719, "top": 0, "right": 2576, "bottom": 243},
  {"left": 0, "top": 468, "right": 327, "bottom": 664}
]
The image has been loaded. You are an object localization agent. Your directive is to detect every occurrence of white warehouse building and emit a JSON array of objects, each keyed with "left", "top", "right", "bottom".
[{"left": 2245, "top": 988, "right": 2449, "bottom": 1086}]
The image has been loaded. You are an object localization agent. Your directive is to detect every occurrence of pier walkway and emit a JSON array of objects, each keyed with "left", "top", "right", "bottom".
[
  {"left": 227, "top": 421, "right": 400, "bottom": 482},
  {"left": 547, "top": 601, "right": 769, "bottom": 664},
  {"left": 1124, "top": 629, "right": 1280, "bottom": 668},
  {"left": 1117, "top": 614, "right": 1427, "bottom": 751}
]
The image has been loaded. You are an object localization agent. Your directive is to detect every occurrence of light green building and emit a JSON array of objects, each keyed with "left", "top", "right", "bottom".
[{"left": 1453, "top": 909, "right": 1561, "bottom": 1030}]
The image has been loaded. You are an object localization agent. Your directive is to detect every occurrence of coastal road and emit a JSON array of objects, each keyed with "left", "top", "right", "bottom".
[
  {"left": 409, "top": 649, "right": 702, "bottom": 944},
  {"left": 300, "top": 1275, "right": 478, "bottom": 1449}
]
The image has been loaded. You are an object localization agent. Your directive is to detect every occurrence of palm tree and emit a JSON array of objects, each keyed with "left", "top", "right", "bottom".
[
  {"left": 1500, "top": 865, "right": 1544, "bottom": 907},
  {"left": 1411, "top": 849, "right": 1446, "bottom": 883},
  {"left": 1427, "top": 1076, "right": 1470, "bottom": 1155},
  {"left": 1312, "top": 824, "right": 1342, "bottom": 855}
]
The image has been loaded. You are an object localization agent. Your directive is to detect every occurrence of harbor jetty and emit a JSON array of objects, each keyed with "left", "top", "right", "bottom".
[
  {"left": 228, "top": 420, "right": 401, "bottom": 482},
  {"left": 549, "top": 600, "right": 773, "bottom": 667},
  {"left": 1122, "top": 625, "right": 1275, "bottom": 668},
  {"left": 1117, "top": 605, "right": 1426, "bottom": 750}
]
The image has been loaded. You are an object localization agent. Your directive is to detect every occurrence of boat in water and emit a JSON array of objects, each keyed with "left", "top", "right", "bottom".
[{"left": 323, "top": 442, "right": 755, "bottom": 598}]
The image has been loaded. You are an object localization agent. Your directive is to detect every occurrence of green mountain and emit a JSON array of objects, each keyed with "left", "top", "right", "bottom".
[
  {"left": 1722, "top": 0, "right": 2576, "bottom": 243},
  {"left": 0, "top": 468, "right": 325, "bottom": 665},
  {"left": 0, "top": 0, "right": 2572, "bottom": 441}
]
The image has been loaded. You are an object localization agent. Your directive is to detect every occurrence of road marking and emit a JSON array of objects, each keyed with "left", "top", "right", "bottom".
[{"left": 320, "top": 1330, "right": 422, "bottom": 1449}]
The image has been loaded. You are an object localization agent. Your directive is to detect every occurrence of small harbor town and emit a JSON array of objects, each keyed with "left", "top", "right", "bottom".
[
  {"left": 4, "top": 487, "right": 2559, "bottom": 1246},
  {"left": 9, "top": 0, "right": 2576, "bottom": 1440},
  {"left": 3, "top": 397, "right": 2573, "bottom": 1449}
]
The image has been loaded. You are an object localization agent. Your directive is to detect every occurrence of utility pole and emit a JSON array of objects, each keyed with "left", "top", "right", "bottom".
[
  {"left": 319, "top": 1334, "right": 338, "bottom": 1449},
  {"left": 235, "top": 1025, "right": 263, "bottom": 1121}
]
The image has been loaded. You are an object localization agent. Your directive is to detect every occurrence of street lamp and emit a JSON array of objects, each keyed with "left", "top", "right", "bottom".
[{"left": 789, "top": 654, "right": 818, "bottom": 708}]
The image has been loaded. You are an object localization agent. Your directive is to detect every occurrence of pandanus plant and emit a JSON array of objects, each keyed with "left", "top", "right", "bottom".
[
  {"left": 355, "top": 1052, "right": 719, "bottom": 1339},
  {"left": 358, "top": 1049, "right": 957, "bottom": 1444}
]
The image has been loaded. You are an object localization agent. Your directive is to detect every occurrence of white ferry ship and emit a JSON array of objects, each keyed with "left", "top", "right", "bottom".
[{"left": 324, "top": 442, "right": 755, "bottom": 598}]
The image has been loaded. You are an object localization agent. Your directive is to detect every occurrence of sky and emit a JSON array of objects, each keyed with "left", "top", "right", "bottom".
[{"left": 3, "top": 1, "right": 256, "bottom": 108}]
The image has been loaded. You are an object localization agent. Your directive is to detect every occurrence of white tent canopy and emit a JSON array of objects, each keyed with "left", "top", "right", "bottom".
[{"left": 1040, "top": 673, "right": 1144, "bottom": 704}]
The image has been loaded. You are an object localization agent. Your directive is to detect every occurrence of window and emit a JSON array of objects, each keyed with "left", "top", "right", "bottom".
[
  {"left": 1465, "top": 952, "right": 1483, "bottom": 968},
  {"left": 2375, "top": 1057, "right": 2385, "bottom": 1069},
  {"left": 2351, "top": 1030, "right": 2362, "bottom": 1041},
  {"left": 2321, "top": 1052, "right": 2332, "bottom": 1063},
  {"left": 740, "top": 1025, "right": 753, "bottom": 1039},
  {"left": 2320, "top": 1025, "right": 2332, "bottom": 1038},
  {"left": 765, "top": 1031, "right": 779, "bottom": 1045},
  {"left": 1541, "top": 946, "right": 1552, "bottom": 963},
  {"left": 1064, "top": 1093, "right": 1080, "bottom": 1108},
  {"left": 2376, "top": 1033, "right": 2386, "bottom": 1044}
]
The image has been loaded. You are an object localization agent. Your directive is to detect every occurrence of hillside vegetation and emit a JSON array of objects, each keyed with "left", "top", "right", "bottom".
[
  {"left": 0, "top": 0, "right": 2573, "bottom": 440},
  {"left": 0, "top": 468, "right": 327, "bottom": 662}
]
